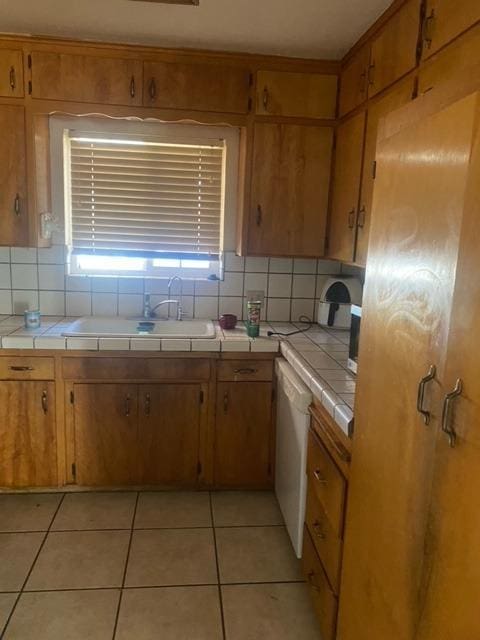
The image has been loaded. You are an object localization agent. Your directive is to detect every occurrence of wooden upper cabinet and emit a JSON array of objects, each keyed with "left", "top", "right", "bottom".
[
  {"left": 368, "top": 0, "right": 421, "bottom": 98},
  {"left": 30, "top": 51, "right": 143, "bottom": 106},
  {"left": 418, "top": 22, "right": 480, "bottom": 95},
  {"left": 0, "top": 48, "right": 24, "bottom": 97},
  {"left": 143, "top": 60, "right": 250, "bottom": 113},
  {"left": 328, "top": 111, "right": 365, "bottom": 263},
  {"left": 248, "top": 123, "right": 333, "bottom": 257},
  {"left": 0, "top": 381, "right": 56, "bottom": 488},
  {"left": 421, "top": 0, "right": 480, "bottom": 59},
  {"left": 355, "top": 79, "right": 414, "bottom": 266},
  {"left": 0, "top": 104, "right": 28, "bottom": 247},
  {"left": 256, "top": 70, "right": 337, "bottom": 119},
  {"left": 339, "top": 45, "right": 370, "bottom": 118}
]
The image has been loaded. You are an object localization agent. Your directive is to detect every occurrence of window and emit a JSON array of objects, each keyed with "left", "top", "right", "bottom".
[{"left": 52, "top": 119, "right": 240, "bottom": 278}]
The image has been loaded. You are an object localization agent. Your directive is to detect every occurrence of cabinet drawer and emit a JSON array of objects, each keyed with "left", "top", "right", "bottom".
[
  {"left": 0, "top": 357, "right": 54, "bottom": 380},
  {"left": 302, "top": 525, "right": 338, "bottom": 640},
  {"left": 305, "top": 484, "right": 342, "bottom": 594},
  {"left": 217, "top": 360, "right": 273, "bottom": 382},
  {"left": 62, "top": 357, "right": 210, "bottom": 381},
  {"left": 307, "top": 429, "right": 347, "bottom": 537}
]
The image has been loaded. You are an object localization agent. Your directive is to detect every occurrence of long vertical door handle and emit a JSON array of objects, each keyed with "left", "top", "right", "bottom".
[
  {"left": 422, "top": 10, "right": 435, "bottom": 49},
  {"left": 348, "top": 209, "right": 355, "bottom": 229},
  {"left": 223, "top": 391, "right": 229, "bottom": 414},
  {"left": 130, "top": 75, "right": 136, "bottom": 98},
  {"left": 256, "top": 205, "right": 262, "bottom": 226},
  {"left": 357, "top": 206, "right": 366, "bottom": 228},
  {"left": 125, "top": 395, "right": 131, "bottom": 417},
  {"left": 367, "top": 62, "right": 375, "bottom": 87},
  {"left": 441, "top": 379, "right": 462, "bottom": 447},
  {"left": 149, "top": 78, "right": 156, "bottom": 101},
  {"left": 14, "top": 194, "right": 20, "bottom": 216},
  {"left": 416, "top": 364, "right": 436, "bottom": 424},
  {"left": 262, "top": 86, "right": 269, "bottom": 111},
  {"left": 9, "top": 66, "right": 16, "bottom": 91},
  {"left": 41, "top": 390, "right": 48, "bottom": 414},
  {"left": 145, "top": 392, "right": 151, "bottom": 415}
]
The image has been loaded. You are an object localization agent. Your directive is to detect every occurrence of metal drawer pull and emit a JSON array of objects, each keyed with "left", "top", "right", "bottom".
[
  {"left": 357, "top": 206, "right": 366, "bottom": 229},
  {"left": 14, "top": 194, "right": 20, "bottom": 215},
  {"left": 41, "top": 390, "right": 48, "bottom": 414},
  {"left": 9, "top": 365, "right": 34, "bottom": 372},
  {"left": 359, "top": 70, "right": 367, "bottom": 96},
  {"left": 130, "top": 75, "right": 136, "bottom": 98},
  {"left": 348, "top": 208, "right": 355, "bottom": 229},
  {"left": 312, "top": 520, "right": 326, "bottom": 540},
  {"left": 149, "top": 78, "right": 156, "bottom": 101},
  {"left": 313, "top": 469, "right": 327, "bottom": 485},
  {"left": 223, "top": 391, "right": 229, "bottom": 414},
  {"left": 125, "top": 395, "right": 131, "bottom": 416},
  {"left": 441, "top": 378, "right": 462, "bottom": 448},
  {"left": 262, "top": 86, "right": 269, "bottom": 110},
  {"left": 416, "top": 364, "right": 436, "bottom": 425},
  {"left": 367, "top": 62, "right": 375, "bottom": 86},
  {"left": 145, "top": 392, "right": 151, "bottom": 415},
  {"left": 9, "top": 66, "right": 16, "bottom": 90},
  {"left": 234, "top": 368, "right": 258, "bottom": 375},
  {"left": 422, "top": 10, "right": 435, "bottom": 48},
  {"left": 256, "top": 205, "right": 262, "bottom": 226}
]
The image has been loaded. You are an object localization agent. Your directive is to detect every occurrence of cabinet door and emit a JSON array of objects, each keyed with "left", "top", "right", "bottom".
[
  {"left": 355, "top": 79, "right": 414, "bottom": 266},
  {"left": 337, "top": 93, "right": 477, "bottom": 640},
  {"left": 31, "top": 51, "right": 142, "bottom": 105},
  {"left": 143, "top": 61, "right": 250, "bottom": 114},
  {"left": 0, "top": 49, "right": 24, "bottom": 97},
  {"left": 328, "top": 111, "right": 365, "bottom": 262},
  {"left": 418, "top": 22, "right": 480, "bottom": 95},
  {"left": 215, "top": 382, "right": 273, "bottom": 487},
  {"left": 338, "top": 45, "right": 370, "bottom": 118},
  {"left": 256, "top": 70, "right": 337, "bottom": 119},
  {"left": 74, "top": 383, "right": 138, "bottom": 485},
  {"left": 368, "top": 0, "right": 421, "bottom": 98},
  {"left": 138, "top": 384, "right": 202, "bottom": 486},
  {"left": 415, "top": 94, "right": 480, "bottom": 640},
  {"left": 249, "top": 123, "right": 333, "bottom": 256},
  {"left": 0, "top": 382, "right": 56, "bottom": 487},
  {"left": 421, "top": 0, "right": 480, "bottom": 59},
  {"left": 0, "top": 104, "right": 28, "bottom": 246}
]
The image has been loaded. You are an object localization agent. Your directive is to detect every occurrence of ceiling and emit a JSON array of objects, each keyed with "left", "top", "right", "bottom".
[{"left": 0, "top": 0, "right": 393, "bottom": 59}]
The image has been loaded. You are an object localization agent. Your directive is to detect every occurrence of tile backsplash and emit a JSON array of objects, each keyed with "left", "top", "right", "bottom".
[{"left": 0, "top": 247, "right": 350, "bottom": 322}]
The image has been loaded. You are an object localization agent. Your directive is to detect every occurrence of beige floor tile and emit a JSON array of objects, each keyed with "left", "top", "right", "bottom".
[
  {"left": 0, "top": 494, "right": 62, "bottom": 532},
  {"left": 0, "top": 533, "right": 44, "bottom": 591},
  {"left": 134, "top": 492, "right": 211, "bottom": 529},
  {"left": 26, "top": 530, "right": 130, "bottom": 590},
  {"left": 216, "top": 526, "right": 302, "bottom": 584},
  {"left": 222, "top": 583, "right": 321, "bottom": 640},
  {"left": 52, "top": 492, "right": 137, "bottom": 531},
  {"left": 0, "top": 594, "right": 17, "bottom": 632},
  {"left": 212, "top": 491, "right": 284, "bottom": 526},
  {"left": 115, "top": 586, "right": 223, "bottom": 640},
  {"left": 125, "top": 529, "right": 217, "bottom": 587},
  {"left": 3, "top": 589, "right": 120, "bottom": 640}
]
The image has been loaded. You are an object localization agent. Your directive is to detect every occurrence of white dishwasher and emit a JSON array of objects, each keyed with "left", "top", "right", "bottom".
[{"left": 275, "top": 358, "right": 312, "bottom": 558}]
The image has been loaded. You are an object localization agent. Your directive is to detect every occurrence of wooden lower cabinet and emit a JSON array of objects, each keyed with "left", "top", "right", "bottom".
[
  {"left": 0, "top": 381, "right": 56, "bottom": 487},
  {"left": 214, "top": 381, "right": 273, "bottom": 487}
]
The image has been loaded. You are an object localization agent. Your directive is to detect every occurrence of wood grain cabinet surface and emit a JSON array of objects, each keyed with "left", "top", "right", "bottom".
[
  {"left": 143, "top": 60, "right": 251, "bottom": 113},
  {"left": 30, "top": 51, "right": 143, "bottom": 105},
  {"left": 0, "top": 381, "right": 56, "bottom": 488},
  {"left": 0, "top": 48, "right": 24, "bottom": 97},
  {"left": 338, "top": 45, "right": 371, "bottom": 118},
  {"left": 248, "top": 122, "right": 333, "bottom": 257},
  {"left": 421, "top": 0, "right": 480, "bottom": 59},
  {"left": 0, "top": 104, "right": 28, "bottom": 247},
  {"left": 256, "top": 70, "right": 337, "bottom": 119}
]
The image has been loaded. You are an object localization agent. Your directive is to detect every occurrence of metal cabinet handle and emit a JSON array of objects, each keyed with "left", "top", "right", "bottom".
[
  {"left": 9, "top": 66, "right": 16, "bottom": 91},
  {"left": 422, "top": 10, "right": 435, "bottom": 49},
  {"left": 262, "top": 86, "right": 269, "bottom": 111},
  {"left": 14, "top": 194, "right": 20, "bottom": 216},
  {"left": 312, "top": 520, "right": 326, "bottom": 540},
  {"left": 9, "top": 365, "right": 34, "bottom": 371},
  {"left": 357, "top": 206, "right": 366, "bottom": 229},
  {"left": 359, "top": 70, "right": 367, "bottom": 96},
  {"left": 234, "top": 368, "right": 258, "bottom": 375},
  {"left": 417, "top": 364, "right": 436, "bottom": 425},
  {"left": 441, "top": 378, "right": 462, "bottom": 447},
  {"left": 130, "top": 75, "right": 136, "bottom": 98},
  {"left": 348, "top": 209, "right": 355, "bottom": 229},
  {"left": 41, "top": 390, "right": 48, "bottom": 414},
  {"left": 149, "top": 78, "right": 156, "bottom": 101},
  {"left": 125, "top": 395, "right": 131, "bottom": 417},
  {"left": 256, "top": 205, "right": 262, "bottom": 226},
  {"left": 223, "top": 391, "right": 229, "bottom": 414},
  {"left": 367, "top": 62, "right": 375, "bottom": 87},
  {"left": 145, "top": 392, "right": 151, "bottom": 415},
  {"left": 313, "top": 469, "right": 327, "bottom": 485}
]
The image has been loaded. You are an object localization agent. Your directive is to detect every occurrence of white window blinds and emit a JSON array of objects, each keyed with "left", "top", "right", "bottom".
[{"left": 68, "top": 135, "right": 225, "bottom": 259}]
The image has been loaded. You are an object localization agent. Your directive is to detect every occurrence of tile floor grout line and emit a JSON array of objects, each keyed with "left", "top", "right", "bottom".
[
  {"left": 111, "top": 490, "right": 140, "bottom": 640},
  {"left": 0, "top": 492, "right": 67, "bottom": 638},
  {"left": 209, "top": 492, "right": 227, "bottom": 640}
]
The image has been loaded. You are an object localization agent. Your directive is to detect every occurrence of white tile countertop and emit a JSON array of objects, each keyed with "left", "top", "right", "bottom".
[{"left": 0, "top": 315, "right": 355, "bottom": 436}]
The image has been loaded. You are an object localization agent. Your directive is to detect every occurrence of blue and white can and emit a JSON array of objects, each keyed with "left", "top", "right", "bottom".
[{"left": 24, "top": 309, "right": 41, "bottom": 329}]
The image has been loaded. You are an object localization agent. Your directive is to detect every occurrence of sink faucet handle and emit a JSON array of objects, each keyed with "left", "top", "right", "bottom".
[
  {"left": 143, "top": 293, "right": 152, "bottom": 319},
  {"left": 177, "top": 304, "right": 183, "bottom": 321}
]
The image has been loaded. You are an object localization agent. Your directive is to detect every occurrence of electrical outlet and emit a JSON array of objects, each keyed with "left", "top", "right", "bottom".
[{"left": 246, "top": 290, "right": 265, "bottom": 305}]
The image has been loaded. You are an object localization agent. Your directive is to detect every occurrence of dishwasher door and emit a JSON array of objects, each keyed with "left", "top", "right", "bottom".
[{"left": 275, "top": 358, "right": 312, "bottom": 558}]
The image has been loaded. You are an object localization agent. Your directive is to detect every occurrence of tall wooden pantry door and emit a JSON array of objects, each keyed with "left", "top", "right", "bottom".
[{"left": 337, "top": 93, "right": 479, "bottom": 640}]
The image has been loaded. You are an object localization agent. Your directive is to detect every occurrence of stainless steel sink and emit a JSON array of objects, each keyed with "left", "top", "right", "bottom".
[{"left": 63, "top": 316, "right": 216, "bottom": 339}]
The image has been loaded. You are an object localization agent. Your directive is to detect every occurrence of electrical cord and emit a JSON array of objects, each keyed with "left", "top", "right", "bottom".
[{"left": 267, "top": 315, "right": 315, "bottom": 337}]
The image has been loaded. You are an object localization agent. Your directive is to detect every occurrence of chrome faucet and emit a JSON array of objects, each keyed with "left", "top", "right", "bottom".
[
  {"left": 142, "top": 276, "right": 183, "bottom": 321},
  {"left": 167, "top": 276, "right": 183, "bottom": 321}
]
